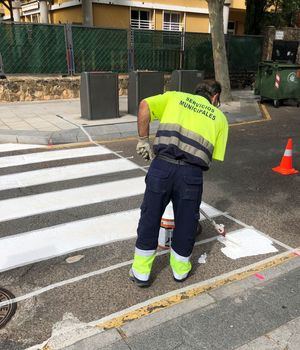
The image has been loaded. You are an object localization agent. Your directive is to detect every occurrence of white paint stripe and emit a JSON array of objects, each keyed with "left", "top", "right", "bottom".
[
  {"left": 0, "top": 143, "right": 46, "bottom": 153},
  {"left": 0, "top": 146, "right": 111, "bottom": 168},
  {"left": 222, "top": 213, "right": 251, "bottom": 228},
  {"left": 0, "top": 159, "right": 139, "bottom": 191},
  {"left": 0, "top": 177, "right": 145, "bottom": 222},
  {"left": 284, "top": 150, "right": 292, "bottom": 156},
  {"left": 0, "top": 209, "right": 140, "bottom": 273},
  {"left": 0, "top": 235, "right": 219, "bottom": 308},
  {"left": 0, "top": 231, "right": 293, "bottom": 309},
  {"left": 200, "top": 202, "right": 223, "bottom": 219}
]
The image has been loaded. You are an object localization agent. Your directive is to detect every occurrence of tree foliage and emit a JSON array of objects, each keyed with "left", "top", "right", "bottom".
[
  {"left": 245, "top": 0, "right": 269, "bottom": 35},
  {"left": 245, "top": 0, "right": 300, "bottom": 34},
  {"left": 265, "top": 0, "right": 300, "bottom": 28}
]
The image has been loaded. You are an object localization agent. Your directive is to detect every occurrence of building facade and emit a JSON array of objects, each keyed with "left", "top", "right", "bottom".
[{"left": 1, "top": 0, "right": 246, "bottom": 35}]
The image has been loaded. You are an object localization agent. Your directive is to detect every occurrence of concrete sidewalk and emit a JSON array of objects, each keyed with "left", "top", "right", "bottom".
[
  {"left": 31, "top": 255, "right": 300, "bottom": 350},
  {"left": 0, "top": 90, "right": 262, "bottom": 145}
]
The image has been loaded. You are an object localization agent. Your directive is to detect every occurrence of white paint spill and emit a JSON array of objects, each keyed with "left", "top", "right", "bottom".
[
  {"left": 0, "top": 176, "right": 145, "bottom": 222},
  {"left": 0, "top": 158, "right": 139, "bottom": 191},
  {"left": 198, "top": 253, "right": 207, "bottom": 264},
  {"left": 0, "top": 143, "right": 46, "bottom": 153},
  {"left": 0, "top": 146, "right": 111, "bottom": 168},
  {"left": 218, "top": 228, "right": 278, "bottom": 260},
  {"left": 0, "top": 209, "right": 140, "bottom": 272}
]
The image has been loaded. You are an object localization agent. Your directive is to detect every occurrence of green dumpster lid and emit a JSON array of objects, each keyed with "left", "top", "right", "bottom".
[{"left": 260, "top": 61, "right": 300, "bottom": 69}]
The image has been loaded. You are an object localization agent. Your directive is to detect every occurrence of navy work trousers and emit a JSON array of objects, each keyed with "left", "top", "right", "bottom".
[{"left": 136, "top": 157, "right": 203, "bottom": 257}]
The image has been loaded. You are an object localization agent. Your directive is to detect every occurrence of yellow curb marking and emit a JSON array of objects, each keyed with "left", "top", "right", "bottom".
[
  {"left": 260, "top": 103, "right": 272, "bottom": 120},
  {"left": 97, "top": 253, "right": 295, "bottom": 330}
]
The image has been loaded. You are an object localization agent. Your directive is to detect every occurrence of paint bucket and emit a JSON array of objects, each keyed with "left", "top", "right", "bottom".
[{"left": 158, "top": 202, "right": 175, "bottom": 249}]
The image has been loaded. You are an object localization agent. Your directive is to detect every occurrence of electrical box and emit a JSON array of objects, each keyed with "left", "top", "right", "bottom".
[
  {"left": 168, "top": 70, "right": 204, "bottom": 94},
  {"left": 128, "top": 71, "right": 164, "bottom": 115},
  {"left": 80, "top": 72, "right": 119, "bottom": 120}
]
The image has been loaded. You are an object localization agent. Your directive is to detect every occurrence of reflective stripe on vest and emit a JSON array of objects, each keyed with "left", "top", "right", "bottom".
[{"left": 154, "top": 123, "right": 213, "bottom": 166}]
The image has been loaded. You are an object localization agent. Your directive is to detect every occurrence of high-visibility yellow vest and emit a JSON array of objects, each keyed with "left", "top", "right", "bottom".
[{"left": 145, "top": 91, "right": 228, "bottom": 169}]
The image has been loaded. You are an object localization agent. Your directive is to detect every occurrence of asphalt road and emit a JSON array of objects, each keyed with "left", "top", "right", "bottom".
[{"left": 0, "top": 103, "right": 299, "bottom": 350}]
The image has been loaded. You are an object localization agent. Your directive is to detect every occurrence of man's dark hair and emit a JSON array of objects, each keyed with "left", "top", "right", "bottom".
[{"left": 194, "top": 80, "right": 222, "bottom": 103}]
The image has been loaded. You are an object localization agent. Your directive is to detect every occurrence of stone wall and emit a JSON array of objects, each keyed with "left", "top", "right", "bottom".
[
  {"left": 0, "top": 74, "right": 172, "bottom": 103},
  {"left": 263, "top": 26, "right": 300, "bottom": 63},
  {"left": 0, "top": 75, "right": 129, "bottom": 103}
]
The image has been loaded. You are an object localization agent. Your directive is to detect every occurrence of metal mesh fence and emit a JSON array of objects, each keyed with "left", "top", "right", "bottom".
[
  {"left": 72, "top": 26, "right": 128, "bottom": 73},
  {"left": 0, "top": 22, "right": 263, "bottom": 76},
  {"left": 183, "top": 32, "right": 214, "bottom": 75},
  {"left": 0, "top": 22, "right": 67, "bottom": 74},
  {"left": 227, "top": 35, "right": 264, "bottom": 73},
  {"left": 132, "top": 30, "right": 182, "bottom": 72}
]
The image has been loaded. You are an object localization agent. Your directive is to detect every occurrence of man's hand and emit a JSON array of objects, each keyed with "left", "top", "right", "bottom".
[{"left": 136, "top": 136, "right": 154, "bottom": 161}]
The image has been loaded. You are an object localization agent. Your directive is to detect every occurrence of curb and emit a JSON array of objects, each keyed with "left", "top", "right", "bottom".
[
  {"left": 0, "top": 121, "right": 160, "bottom": 145},
  {"left": 0, "top": 102, "right": 266, "bottom": 146},
  {"left": 27, "top": 250, "right": 300, "bottom": 350}
]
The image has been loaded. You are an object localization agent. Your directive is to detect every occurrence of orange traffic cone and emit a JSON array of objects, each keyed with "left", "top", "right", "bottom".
[{"left": 272, "top": 138, "right": 299, "bottom": 175}]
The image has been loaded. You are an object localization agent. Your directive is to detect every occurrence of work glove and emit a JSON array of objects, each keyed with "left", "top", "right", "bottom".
[{"left": 136, "top": 136, "right": 154, "bottom": 161}]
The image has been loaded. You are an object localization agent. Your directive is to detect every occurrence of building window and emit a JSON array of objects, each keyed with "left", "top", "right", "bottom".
[
  {"left": 131, "top": 9, "right": 153, "bottom": 29},
  {"left": 227, "top": 21, "right": 236, "bottom": 35},
  {"left": 163, "top": 12, "right": 182, "bottom": 31}
]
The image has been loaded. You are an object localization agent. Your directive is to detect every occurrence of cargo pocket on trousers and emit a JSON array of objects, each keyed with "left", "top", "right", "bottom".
[
  {"left": 182, "top": 176, "right": 203, "bottom": 200},
  {"left": 147, "top": 167, "right": 170, "bottom": 194}
]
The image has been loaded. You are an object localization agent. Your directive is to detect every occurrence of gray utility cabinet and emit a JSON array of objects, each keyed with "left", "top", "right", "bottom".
[
  {"left": 80, "top": 72, "right": 119, "bottom": 120},
  {"left": 168, "top": 70, "right": 204, "bottom": 94},
  {"left": 128, "top": 71, "right": 164, "bottom": 115}
]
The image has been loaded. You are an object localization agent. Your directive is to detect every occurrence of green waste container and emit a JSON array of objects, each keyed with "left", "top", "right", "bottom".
[{"left": 255, "top": 61, "right": 300, "bottom": 107}]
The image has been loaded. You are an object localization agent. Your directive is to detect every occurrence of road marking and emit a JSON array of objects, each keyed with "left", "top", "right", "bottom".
[
  {"left": 218, "top": 228, "right": 278, "bottom": 259},
  {"left": 223, "top": 213, "right": 295, "bottom": 251},
  {"left": 260, "top": 104, "right": 272, "bottom": 120},
  {"left": 0, "top": 146, "right": 111, "bottom": 168},
  {"left": 0, "top": 158, "right": 140, "bottom": 191},
  {"left": 95, "top": 252, "right": 296, "bottom": 330},
  {"left": 0, "top": 235, "right": 220, "bottom": 308},
  {"left": 1, "top": 231, "right": 294, "bottom": 311},
  {"left": 1, "top": 230, "right": 279, "bottom": 309},
  {"left": 0, "top": 177, "right": 145, "bottom": 223},
  {"left": 0, "top": 201, "right": 221, "bottom": 272},
  {"left": 0, "top": 209, "right": 141, "bottom": 272},
  {"left": 229, "top": 119, "right": 268, "bottom": 127},
  {"left": 0, "top": 143, "right": 46, "bottom": 153}
]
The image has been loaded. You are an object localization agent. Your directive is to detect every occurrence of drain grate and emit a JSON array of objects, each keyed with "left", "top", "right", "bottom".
[{"left": 0, "top": 288, "right": 17, "bottom": 328}]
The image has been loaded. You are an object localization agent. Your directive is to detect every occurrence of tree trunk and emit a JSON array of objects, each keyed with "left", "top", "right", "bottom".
[{"left": 207, "top": 0, "right": 232, "bottom": 102}]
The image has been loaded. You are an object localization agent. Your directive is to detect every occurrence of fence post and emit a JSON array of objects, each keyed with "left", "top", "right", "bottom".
[
  {"left": 128, "top": 28, "right": 135, "bottom": 72},
  {"left": 0, "top": 53, "right": 6, "bottom": 79},
  {"left": 180, "top": 29, "right": 185, "bottom": 70},
  {"left": 64, "top": 24, "right": 75, "bottom": 75}
]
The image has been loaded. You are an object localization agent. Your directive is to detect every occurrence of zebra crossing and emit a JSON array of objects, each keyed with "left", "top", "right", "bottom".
[
  {"left": 0, "top": 142, "right": 224, "bottom": 274},
  {"left": 0, "top": 142, "right": 284, "bottom": 276}
]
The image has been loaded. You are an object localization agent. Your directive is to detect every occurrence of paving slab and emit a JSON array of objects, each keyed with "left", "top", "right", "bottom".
[
  {"left": 122, "top": 265, "right": 300, "bottom": 350},
  {"left": 0, "top": 91, "right": 262, "bottom": 145}
]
